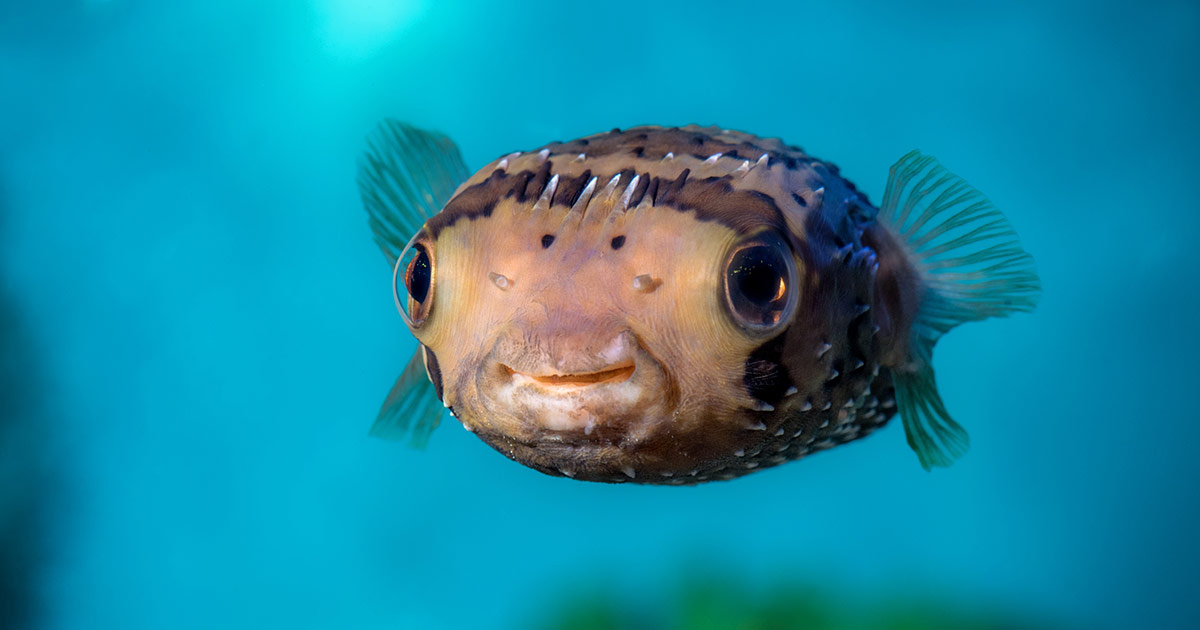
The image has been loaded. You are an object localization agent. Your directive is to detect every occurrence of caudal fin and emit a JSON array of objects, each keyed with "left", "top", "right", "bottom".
[{"left": 878, "top": 151, "right": 1041, "bottom": 469}]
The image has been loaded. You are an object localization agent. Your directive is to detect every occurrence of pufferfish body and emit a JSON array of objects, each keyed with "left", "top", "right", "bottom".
[{"left": 357, "top": 121, "right": 1040, "bottom": 484}]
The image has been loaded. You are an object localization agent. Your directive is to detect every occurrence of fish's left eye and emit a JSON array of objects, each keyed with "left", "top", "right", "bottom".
[
  {"left": 394, "top": 232, "right": 436, "bottom": 329},
  {"left": 723, "top": 231, "right": 798, "bottom": 332}
]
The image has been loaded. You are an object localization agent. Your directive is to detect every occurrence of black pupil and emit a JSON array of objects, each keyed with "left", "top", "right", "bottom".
[
  {"left": 406, "top": 245, "right": 431, "bottom": 304},
  {"left": 730, "top": 246, "right": 784, "bottom": 306}
]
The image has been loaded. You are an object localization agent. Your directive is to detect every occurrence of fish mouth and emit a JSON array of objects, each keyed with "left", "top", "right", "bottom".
[
  {"left": 501, "top": 363, "right": 636, "bottom": 389},
  {"left": 475, "top": 329, "right": 672, "bottom": 441}
]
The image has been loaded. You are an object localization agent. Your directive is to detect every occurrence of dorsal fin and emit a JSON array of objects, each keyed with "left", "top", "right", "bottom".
[
  {"left": 357, "top": 120, "right": 469, "bottom": 265},
  {"left": 878, "top": 151, "right": 1041, "bottom": 469}
]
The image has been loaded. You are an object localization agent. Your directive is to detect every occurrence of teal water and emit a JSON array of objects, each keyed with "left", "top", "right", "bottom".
[{"left": 2, "top": 1, "right": 1197, "bottom": 628}]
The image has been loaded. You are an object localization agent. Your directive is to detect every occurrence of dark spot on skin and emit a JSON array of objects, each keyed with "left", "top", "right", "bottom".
[
  {"left": 423, "top": 345, "right": 444, "bottom": 402},
  {"left": 632, "top": 146, "right": 645, "bottom": 158},
  {"left": 792, "top": 192, "right": 807, "bottom": 207},
  {"left": 541, "top": 234, "right": 555, "bottom": 248},
  {"left": 744, "top": 331, "right": 792, "bottom": 406},
  {"left": 611, "top": 235, "right": 625, "bottom": 250}
]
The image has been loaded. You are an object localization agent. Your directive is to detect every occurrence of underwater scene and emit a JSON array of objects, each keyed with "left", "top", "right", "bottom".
[{"left": 2, "top": 1, "right": 1198, "bottom": 628}]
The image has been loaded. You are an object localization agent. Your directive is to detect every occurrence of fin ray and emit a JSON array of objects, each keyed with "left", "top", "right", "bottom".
[
  {"left": 357, "top": 120, "right": 469, "bottom": 265},
  {"left": 369, "top": 348, "right": 444, "bottom": 447},
  {"left": 879, "top": 151, "right": 1040, "bottom": 469}
]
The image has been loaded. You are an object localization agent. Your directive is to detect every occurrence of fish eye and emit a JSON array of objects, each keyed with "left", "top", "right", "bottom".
[
  {"left": 723, "top": 231, "right": 798, "bottom": 332},
  {"left": 394, "top": 233, "right": 435, "bottom": 328}
]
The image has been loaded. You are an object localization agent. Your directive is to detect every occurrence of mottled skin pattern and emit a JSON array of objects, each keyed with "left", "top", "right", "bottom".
[{"left": 406, "top": 125, "right": 922, "bottom": 484}]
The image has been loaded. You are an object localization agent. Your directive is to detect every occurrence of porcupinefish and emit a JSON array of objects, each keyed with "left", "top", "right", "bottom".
[{"left": 357, "top": 120, "right": 1039, "bottom": 484}]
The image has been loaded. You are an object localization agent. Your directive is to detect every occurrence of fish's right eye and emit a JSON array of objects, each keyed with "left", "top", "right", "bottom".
[
  {"left": 723, "top": 231, "right": 798, "bottom": 333},
  {"left": 394, "top": 234, "right": 435, "bottom": 328}
]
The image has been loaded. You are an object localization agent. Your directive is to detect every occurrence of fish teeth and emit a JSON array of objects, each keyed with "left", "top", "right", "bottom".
[
  {"left": 559, "top": 468, "right": 576, "bottom": 478},
  {"left": 734, "top": 449, "right": 745, "bottom": 457},
  {"left": 536, "top": 148, "right": 550, "bottom": 163},
  {"left": 703, "top": 152, "right": 723, "bottom": 164},
  {"left": 784, "top": 386, "right": 799, "bottom": 397},
  {"left": 574, "top": 153, "right": 586, "bottom": 162},
  {"left": 800, "top": 400, "right": 813, "bottom": 412},
  {"left": 621, "top": 466, "right": 636, "bottom": 479},
  {"left": 817, "top": 342, "right": 832, "bottom": 358},
  {"left": 747, "top": 420, "right": 768, "bottom": 431},
  {"left": 734, "top": 160, "right": 750, "bottom": 175},
  {"left": 663, "top": 152, "right": 675, "bottom": 161},
  {"left": 755, "top": 153, "right": 769, "bottom": 168},
  {"left": 751, "top": 401, "right": 774, "bottom": 412}
]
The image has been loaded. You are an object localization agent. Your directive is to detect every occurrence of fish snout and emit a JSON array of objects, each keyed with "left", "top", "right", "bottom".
[{"left": 477, "top": 321, "right": 669, "bottom": 440}]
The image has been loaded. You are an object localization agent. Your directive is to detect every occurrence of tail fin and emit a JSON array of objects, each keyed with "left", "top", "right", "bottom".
[{"left": 878, "top": 151, "right": 1041, "bottom": 469}]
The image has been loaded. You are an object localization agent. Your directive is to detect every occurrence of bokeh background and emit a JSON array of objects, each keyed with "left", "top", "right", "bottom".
[{"left": 2, "top": 1, "right": 1198, "bottom": 628}]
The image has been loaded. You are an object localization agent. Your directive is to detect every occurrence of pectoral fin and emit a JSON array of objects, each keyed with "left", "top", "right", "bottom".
[
  {"left": 357, "top": 119, "right": 470, "bottom": 266},
  {"left": 370, "top": 347, "right": 444, "bottom": 447},
  {"left": 878, "top": 151, "right": 1041, "bottom": 469}
]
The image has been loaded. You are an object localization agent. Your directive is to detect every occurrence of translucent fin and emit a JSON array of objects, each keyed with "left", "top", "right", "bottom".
[
  {"left": 879, "top": 151, "right": 1041, "bottom": 469},
  {"left": 369, "top": 348, "right": 444, "bottom": 447},
  {"left": 357, "top": 119, "right": 470, "bottom": 265}
]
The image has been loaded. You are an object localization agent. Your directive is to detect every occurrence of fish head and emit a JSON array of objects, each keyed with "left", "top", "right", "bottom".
[{"left": 395, "top": 139, "right": 828, "bottom": 482}]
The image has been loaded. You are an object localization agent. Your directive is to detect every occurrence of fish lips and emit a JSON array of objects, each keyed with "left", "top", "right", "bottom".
[{"left": 473, "top": 329, "right": 673, "bottom": 447}]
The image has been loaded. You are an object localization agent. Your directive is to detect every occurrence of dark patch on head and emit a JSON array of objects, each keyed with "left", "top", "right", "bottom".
[
  {"left": 422, "top": 345, "right": 444, "bottom": 402},
  {"left": 659, "top": 175, "right": 785, "bottom": 234},
  {"left": 654, "top": 169, "right": 691, "bottom": 205},
  {"left": 792, "top": 192, "right": 807, "bottom": 207},
  {"left": 426, "top": 169, "right": 507, "bottom": 237},
  {"left": 632, "top": 146, "right": 645, "bottom": 158},
  {"left": 505, "top": 170, "right": 534, "bottom": 201},
  {"left": 541, "top": 234, "right": 555, "bottom": 248},
  {"left": 628, "top": 172, "right": 651, "bottom": 207},
  {"left": 520, "top": 159, "right": 553, "bottom": 203},
  {"left": 744, "top": 331, "right": 792, "bottom": 406},
  {"left": 553, "top": 170, "right": 593, "bottom": 207},
  {"left": 611, "top": 235, "right": 625, "bottom": 250}
]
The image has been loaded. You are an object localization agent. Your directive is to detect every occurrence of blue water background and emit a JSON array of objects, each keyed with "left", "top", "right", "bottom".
[{"left": 2, "top": 1, "right": 1198, "bottom": 628}]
